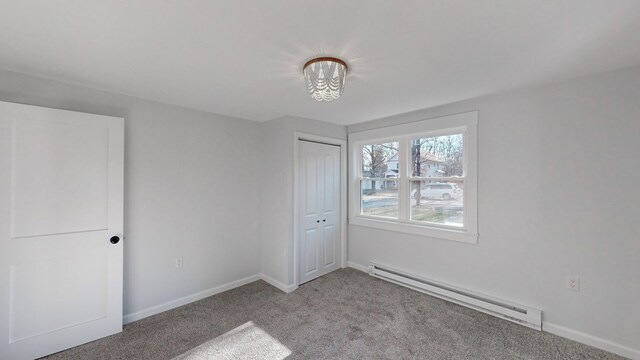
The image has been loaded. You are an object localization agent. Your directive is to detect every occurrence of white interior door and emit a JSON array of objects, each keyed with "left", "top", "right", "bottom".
[
  {"left": 298, "top": 140, "right": 341, "bottom": 285},
  {"left": 0, "top": 101, "right": 124, "bottom": 360}
]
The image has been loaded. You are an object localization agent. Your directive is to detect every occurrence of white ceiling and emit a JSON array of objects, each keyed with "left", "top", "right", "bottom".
[{"left": 1, "top": 1, "right": 640, "bottom": 125}]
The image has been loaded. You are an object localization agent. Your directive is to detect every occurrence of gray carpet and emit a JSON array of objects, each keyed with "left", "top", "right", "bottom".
[{"left": 43, "top": 268, "right": 624, "bottom": 360}]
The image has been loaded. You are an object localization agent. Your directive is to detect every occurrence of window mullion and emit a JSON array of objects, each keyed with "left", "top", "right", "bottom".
[{"left": 398, "top": 138, "right": 409, "bottom": 221}]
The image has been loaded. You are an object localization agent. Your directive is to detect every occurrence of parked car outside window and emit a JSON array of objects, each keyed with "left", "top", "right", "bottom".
[{"left": 411, "top": 183, "right": 459, "bottom": 200}]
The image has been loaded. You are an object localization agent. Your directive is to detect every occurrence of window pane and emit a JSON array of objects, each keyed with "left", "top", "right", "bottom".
[
  {"left": 410, "top": 180, "right": 463, "bottom": 227},
  {"left": 410, "top": 134, "right": 463, "bottom": 177},
  {"left": 361, "top": 142, "right": 399, "bottom": 179},
  {"left": 361, "top": 180, "right": 398, "bottom": 218}
]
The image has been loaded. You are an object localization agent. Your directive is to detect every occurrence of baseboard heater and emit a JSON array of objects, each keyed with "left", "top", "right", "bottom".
[{"left": 368, "top": 263, "right": 542, "bottom": 330}]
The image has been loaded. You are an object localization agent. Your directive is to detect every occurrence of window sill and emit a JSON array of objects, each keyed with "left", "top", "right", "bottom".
[{"left": 349, "top": 216, "right": 478, "bottom": 244}]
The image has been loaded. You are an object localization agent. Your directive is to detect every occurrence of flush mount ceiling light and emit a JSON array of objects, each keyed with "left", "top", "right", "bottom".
[{"left": 303, "top": 57, "right": 348, "bottom": 102}]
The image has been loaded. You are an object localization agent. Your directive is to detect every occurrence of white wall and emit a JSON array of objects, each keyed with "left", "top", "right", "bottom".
[
  {"left": 347, "top": 66, "right": 640, "bottom": 354},
  {"left": 260, "top": 116, "right": 346, "bottom": 288},
  {"left": 0, "top": 70, "right": 263, "bottom": 318}
]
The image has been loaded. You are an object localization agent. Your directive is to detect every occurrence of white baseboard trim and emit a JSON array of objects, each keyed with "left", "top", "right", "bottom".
[
  {"left": 123, "top": 273, "right": 300, "bottom": 325},
  {"left": 123, "top": 273, "right": 261, "bottom": 324},
  {"left": 260, "top": 273, "right": 298, "bottom": 293},
  {"left": 347, "top": 261, "right": 369, "bottom": 273},
  {"left": 543, "top": 322, "right": 639, "bottom": 360}
]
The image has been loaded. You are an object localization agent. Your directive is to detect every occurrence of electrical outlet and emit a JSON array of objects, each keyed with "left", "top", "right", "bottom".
[
  {"left": 566, "top": 276, "right": 580, "bottom": 291},
  {"left": 175, "top": 256, "right": 183, "bottom": 268}
]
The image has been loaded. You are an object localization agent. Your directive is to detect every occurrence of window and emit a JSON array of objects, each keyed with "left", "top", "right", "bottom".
[{"left": 349, "top": 111, "right": 478, "bottom": 243}]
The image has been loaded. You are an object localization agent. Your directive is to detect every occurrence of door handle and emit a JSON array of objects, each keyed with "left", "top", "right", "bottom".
[{"left": 110, "top": 236, "right": 120, "bottom": 244}]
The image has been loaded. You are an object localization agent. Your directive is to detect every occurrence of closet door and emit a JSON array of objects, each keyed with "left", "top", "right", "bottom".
[
  {"left": 0, "top": 101, "right": 124, "bottom": 360},
  {"left": 298, "top": 140, "right": 341, "bottom": 284}
]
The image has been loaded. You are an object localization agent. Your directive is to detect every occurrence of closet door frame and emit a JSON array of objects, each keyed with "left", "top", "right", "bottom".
[{"left": 293, "top": 132, "right": 347, "bottom": 288}]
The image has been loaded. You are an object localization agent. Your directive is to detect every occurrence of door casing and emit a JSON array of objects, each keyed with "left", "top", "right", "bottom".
[{"left": 293, "top": 132, "right": 347, "bottom": 288}]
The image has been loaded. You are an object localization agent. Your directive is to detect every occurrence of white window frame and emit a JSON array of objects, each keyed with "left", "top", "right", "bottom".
[{"left": 349, "top": 111, "right": 478, "bottom": 244}]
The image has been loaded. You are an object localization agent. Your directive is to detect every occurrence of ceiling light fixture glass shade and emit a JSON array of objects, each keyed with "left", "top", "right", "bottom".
[{"left": 303, "top": 57, "right": 348, "bottom": 102}]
